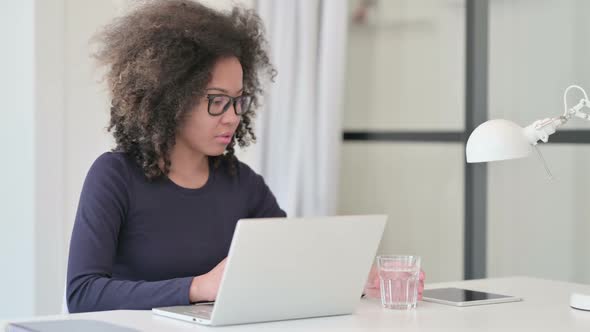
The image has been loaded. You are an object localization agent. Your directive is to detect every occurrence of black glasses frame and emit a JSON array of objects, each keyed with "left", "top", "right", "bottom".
[{"left": 206, "top": 94, "right": 252, "bottom": 116}]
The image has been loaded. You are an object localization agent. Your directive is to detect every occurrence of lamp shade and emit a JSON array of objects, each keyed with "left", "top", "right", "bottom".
[{"left": 466, "top": 119, "right": 533, "bottom": 163}]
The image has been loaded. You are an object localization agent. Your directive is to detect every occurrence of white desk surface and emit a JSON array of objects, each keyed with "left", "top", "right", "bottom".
[{"left": 4, "top": 277, "right": 590, "bottom": 331}]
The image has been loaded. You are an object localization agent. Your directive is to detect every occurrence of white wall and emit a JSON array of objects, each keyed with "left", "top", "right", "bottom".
[
  {"left": 338, "top": 143, "right": 464, "bottom": 282},
  {"left": 343, "top": 0, "right": 465, "bottom": 131},
  {"left": 338, "top": 0, "right": 465, "bottom": 282},
  {"left": 0, "top": 0, "right": 35, "bottom": 319},
  {"left": 33, "top": 0, "right": 66, "bottom": 316}
]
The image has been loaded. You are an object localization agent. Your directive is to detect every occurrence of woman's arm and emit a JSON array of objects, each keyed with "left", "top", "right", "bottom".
[{"left": 66, "top": 153, "right": 193, "bottom": 313}]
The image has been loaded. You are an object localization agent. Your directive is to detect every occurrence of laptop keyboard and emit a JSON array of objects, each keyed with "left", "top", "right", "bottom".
[{"left": 184, "top": 304, "right": 214, "bottom": 319}]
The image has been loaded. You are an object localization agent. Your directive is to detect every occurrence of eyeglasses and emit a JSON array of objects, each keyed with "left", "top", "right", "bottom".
[{"left": 206, "top": 94, "right": 252, "bottom": 116}]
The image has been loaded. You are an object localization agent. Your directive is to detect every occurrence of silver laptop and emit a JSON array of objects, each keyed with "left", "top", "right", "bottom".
[{"left": 152, "top": 215, "right": 386, "bottom": 326}]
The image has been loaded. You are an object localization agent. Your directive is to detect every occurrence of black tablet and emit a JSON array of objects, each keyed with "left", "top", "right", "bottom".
[{"left": 422, "top": 287, "right": 522, "bottom": 307}]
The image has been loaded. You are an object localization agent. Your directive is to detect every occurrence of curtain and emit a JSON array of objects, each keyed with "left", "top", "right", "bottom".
[{"left": 253, "top": 0, "right": 349, "bottom": 217}]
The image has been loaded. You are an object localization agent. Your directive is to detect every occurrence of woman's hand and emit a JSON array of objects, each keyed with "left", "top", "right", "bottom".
[
  {"left": 363, "top": 265, "right": 426, "bottom": 300},
  {"left": 190, "top": 258, "right": 227, "bottom": 303}
]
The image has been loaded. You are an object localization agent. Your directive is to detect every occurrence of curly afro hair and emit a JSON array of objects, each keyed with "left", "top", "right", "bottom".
[{"left": 93, "top": 0, "right": 274, "bottom": 179}]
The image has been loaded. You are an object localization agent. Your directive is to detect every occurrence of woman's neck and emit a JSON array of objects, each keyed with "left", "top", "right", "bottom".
[{"left": 166, "top": 143, "right": 209, "bottom": 189}]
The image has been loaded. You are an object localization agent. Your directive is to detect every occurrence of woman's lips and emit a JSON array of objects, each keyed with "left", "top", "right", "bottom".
[{"left": 215, "top": 134, "right": 232, "bottom": 145}]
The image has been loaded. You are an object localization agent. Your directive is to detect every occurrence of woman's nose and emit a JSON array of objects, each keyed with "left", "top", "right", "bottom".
[{"left": 221, "top": 105, "right": 240, "bottom": 124}]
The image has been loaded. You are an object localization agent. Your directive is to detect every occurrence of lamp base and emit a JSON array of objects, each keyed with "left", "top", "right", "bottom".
[{"left": 570, "top": 292, "right": 590, "bottom": 311}]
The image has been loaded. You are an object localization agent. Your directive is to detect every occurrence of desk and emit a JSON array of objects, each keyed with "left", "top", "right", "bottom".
[{"left": 4, "top": 277, "right": 590, "bottom": 331}]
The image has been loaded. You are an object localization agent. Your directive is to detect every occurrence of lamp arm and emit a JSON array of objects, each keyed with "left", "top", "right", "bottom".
[
  {"left": 524, "top": 85, "right": 590, "bottom": 145},
  {"left": 524, "top": 116, "right": 567, "bottom": 145},
  {"left": 564, "top": 98, "right": 590, "bottom": 120},
  {"left": 563, "top": 85, "right": 590, "bottom": 119}
]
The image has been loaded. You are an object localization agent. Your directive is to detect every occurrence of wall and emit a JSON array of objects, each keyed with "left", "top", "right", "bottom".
[
  {"left": 33, "top": 0, "right": 66, "bottom": 316},
  {"left": 338, "top": 0, "right": 466, "bottom": 282},
  {"left": 0, "top": 0, "right": 35, "bottom": 319}
]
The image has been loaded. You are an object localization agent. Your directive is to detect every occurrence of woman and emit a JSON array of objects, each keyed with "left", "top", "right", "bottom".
[
  {"left": 66, "top": 0, "right": 283, "bottom": 313},
  {"left": 66, "top": 0, "right": 423, "bottom": 313}
]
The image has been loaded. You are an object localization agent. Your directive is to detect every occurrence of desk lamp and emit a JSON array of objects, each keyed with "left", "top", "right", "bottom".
[{"left": 465, "top": 85, "right": 590, "bottom": 311}]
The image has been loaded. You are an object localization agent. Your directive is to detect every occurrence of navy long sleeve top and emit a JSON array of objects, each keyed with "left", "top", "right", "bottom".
[{"left": 66, "top": 152, "right": 286, "bottom": 313}]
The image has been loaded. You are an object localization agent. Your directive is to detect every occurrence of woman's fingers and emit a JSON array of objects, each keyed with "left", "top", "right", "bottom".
[
  {"left": 363, "top": 287, "right": 381, "bottom": 299},
  {"left": 418, "top": 270, "right": 425, "bottom": 300}
]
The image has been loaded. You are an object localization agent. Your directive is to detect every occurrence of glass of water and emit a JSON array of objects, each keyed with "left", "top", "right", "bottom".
[{"left": 377, "top": 255, "right": 421, "bottom": 310}]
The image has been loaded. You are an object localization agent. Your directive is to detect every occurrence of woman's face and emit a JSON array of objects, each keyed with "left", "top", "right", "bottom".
[{"left": 176, "top": 56, "right": 244, "bottom": 157}]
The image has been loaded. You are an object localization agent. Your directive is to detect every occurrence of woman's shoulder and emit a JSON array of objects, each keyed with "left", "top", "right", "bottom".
[
  {"left": 233, "top": 158, "right": 262, "bottom": 182},
  {"left": 235, "top": 159, "right": 256, "bottom": 176},
  {"left": 86, "top": 151, "right": 137, "bottom": 184},
  {"left": 91, "top": 151, "right": 134, "bottom": 171},
  {"left": 235, "top": 160, "right": 270, "bottom": 191}
]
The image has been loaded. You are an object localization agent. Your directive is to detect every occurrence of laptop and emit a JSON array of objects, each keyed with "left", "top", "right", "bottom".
[{"left": 152, "top": 215, "right": 386, "bottom": 326}]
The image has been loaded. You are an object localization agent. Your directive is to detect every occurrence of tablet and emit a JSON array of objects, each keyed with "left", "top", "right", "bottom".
[{"left": 422, "top": 287, "right": 522, "bottom": 307}]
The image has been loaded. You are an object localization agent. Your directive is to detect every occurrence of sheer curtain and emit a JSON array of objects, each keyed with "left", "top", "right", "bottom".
[{"left": 253, "top": 0, "right": 349, "bottom": 217}]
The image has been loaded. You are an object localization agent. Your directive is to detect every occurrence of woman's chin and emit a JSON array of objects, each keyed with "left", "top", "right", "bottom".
[
  {"left": 201, "top": 143, "right": 231, "bottom": 157},
  {"left": 207, "top": 148, "right": 227, "bottom": 157}
]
